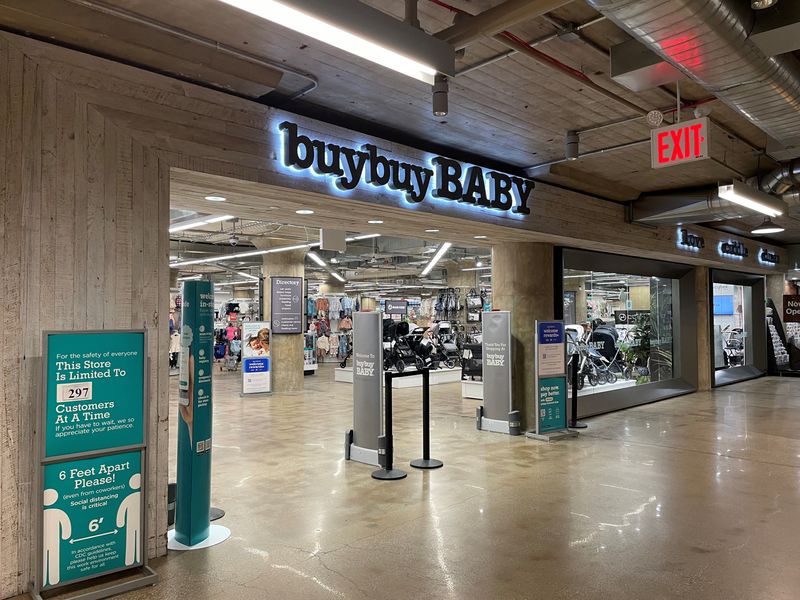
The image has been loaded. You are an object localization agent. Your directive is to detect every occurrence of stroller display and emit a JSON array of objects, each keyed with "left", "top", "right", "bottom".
[{"left": 381, "top": 319, "right": 465, "bottom": 373}]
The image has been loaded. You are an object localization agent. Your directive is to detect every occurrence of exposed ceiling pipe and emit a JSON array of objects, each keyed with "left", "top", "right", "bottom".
[
  {"left": 586, "top": 0, "right": 800, "bottom": 153},
  {"left": 405, "top": 0, "right": 420, "bottom": 28},
  {"left": 455, "top": 16, "right": 607, "bottom": 77},
  {"left": 761, "top": 160, "right": 800, "bottom": 195},
  {"left": 632, "top": 187, "right": 763, "bottom": 226},
  {"left": 429, "top": 0, "right": 648, "bottom": 115},
  {"left": 65, "top": 0, "right": 319, "bottom": 99},
  {"left": 433, "top": 0, "right": 574, "bottom": 49}
]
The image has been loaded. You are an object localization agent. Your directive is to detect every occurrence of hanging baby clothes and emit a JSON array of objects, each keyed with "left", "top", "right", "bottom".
[
  {"left": 329, "top": 296, "right": 342, "bottom": 317},
  {"left": 339, "top": 334, "right": 348, "bottom": 358},
  {"left": 328, "top": 333, "right": 339, "bottom": 357},
  {"left": 307, "top": 297, "right": 316, "bottom": 318},
  {"left": 317, "top": 334, "right": 330, "bottom": 358},
  {"left": 316, "top": 297, "right": 329, "bottom": 314},
  {"left": 341, "top": 295, "right": 353, "bottom": 316},
  {"left": 339, "top": 316, "right": 353, "bottom": 331}
]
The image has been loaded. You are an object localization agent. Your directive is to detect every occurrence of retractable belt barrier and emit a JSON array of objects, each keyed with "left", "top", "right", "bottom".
[{"left": 372, "top": 369, "right": 444, "bottom": 481}]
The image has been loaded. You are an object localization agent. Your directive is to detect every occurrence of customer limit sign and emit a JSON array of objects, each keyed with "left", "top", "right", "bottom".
[
  {"left": 42, "top": 452, "right": 143, "bottom": 588},
  {"left": 38, "top": 330, "right": 156, "bottom": 597},
  {"left": 44, "top": 331, "right": 145, "bottom": 457}
]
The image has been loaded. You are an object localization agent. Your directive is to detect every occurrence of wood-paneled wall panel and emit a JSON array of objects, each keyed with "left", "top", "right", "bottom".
[{"left": 0, "top": 36, "right": 170, "bottom": 598}]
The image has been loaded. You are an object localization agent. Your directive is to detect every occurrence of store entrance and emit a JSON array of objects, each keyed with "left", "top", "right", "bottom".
[{"left": 710, "top": 270, "right": 767, "bottom": 387}]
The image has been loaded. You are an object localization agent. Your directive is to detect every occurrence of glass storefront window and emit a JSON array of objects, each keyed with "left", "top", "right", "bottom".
[
  {"left": 563, "top": 269, "right": 675, "bottom": 396},
  {"left": 712, "top": 283, "right": 749, "bottom": 370}
]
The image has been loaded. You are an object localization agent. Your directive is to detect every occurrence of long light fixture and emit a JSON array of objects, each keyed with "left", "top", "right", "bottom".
[
  {"left": 718, "top": 181, "right": 784, "bottom": 217},
  {"left": 216, "top": 0, "right": 453, "bottom": 84},
  {"left": 751, "top": 218, "right": 785, "bottom": 235},
  {"left": 421, "top": 242, "right": 452, "bottom": 277},
  {"left": 307, "top": 251, "right": 327, "bottom": 266},
  {"left": 214, "top": 280, "right": 255, "bottom": 287},
  {"left": 169, "top": 214, "right": 235, "bottom": 233},
  {"left": 462, "top": 266, "right": 492, "bottom": 272},
  {"left": 330, "top": 272, "right": 346, "bottom": 283}
]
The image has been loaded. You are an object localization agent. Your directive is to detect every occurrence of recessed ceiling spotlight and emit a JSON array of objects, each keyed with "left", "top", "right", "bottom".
[
  {"left": 476, "top": 261, "right": 483, "bottom": 267},
  {"left": 296, "top": 209, "right": 315, "bottom": 215},
  {"left": 205, "top": 195, "right": 227, "bottom": 202},
  {"left": 751, "top": 0, "right": 777, "bottom": 8},
  {"left": 368, "top": 220, "right": 384, "bottom": 224},
  {"left": 425, "top": 229, "right": 440, "bottom": 233},
  {"left": 474, "top": 235, "right": 488, "bottom": 239}
]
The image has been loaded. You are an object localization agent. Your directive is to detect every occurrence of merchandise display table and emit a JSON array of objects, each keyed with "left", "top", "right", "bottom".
[{"left": 335, "top": 366, "right": 462, "bottom": 387}]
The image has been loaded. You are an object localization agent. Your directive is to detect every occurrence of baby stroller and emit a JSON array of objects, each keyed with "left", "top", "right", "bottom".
[
  {"left": 431, "top": 321, "right": 461, "bottom": 367},
  {"left": 221, "top": 338, "right": 241, "bottom": 372},
  {"left": 723, "top": 327, "right": 745, "bottom": 367},
  {"left": 383, "top": 320, "right": 417, "bottom": 372}
]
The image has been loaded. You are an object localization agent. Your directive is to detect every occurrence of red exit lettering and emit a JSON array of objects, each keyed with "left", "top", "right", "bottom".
[{"left": 652, "top": 117, "right": 709, "bottom": 169}]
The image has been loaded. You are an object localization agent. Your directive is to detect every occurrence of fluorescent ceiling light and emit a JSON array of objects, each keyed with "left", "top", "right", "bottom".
[
  {"left": 214, "top": 280, "right": 254, "bottom": 287},
  {"left": 718, "top": 181, "right": 784, "bottom": 217},
  {"left": 462, "top": 266, "right": 492, "bottom": 271},
  {"left": 170, "top": 241, "right": 321, "bottom": 267},
  {"left": 205, "top": 195, "right": 227, "bottom": 202},
  {"left": 751, "top": 218, "right": 785, "bottom": 235},
  {"left": 425, "top": 229, "right": 440, "bottom": 233},
  {"left": 177, "top": 275, "right": 203, "bottom": 281},
  {"left": 347, "top": 234, "right": 382, "bottom": 241},
  {"left": 368, "top": 220, "right": 384, "bottom": 224},
  {"left": 474, "top": 235, "right": 488, "bottom": 239},
  {"left": 421, "top": 242, "right": 452, "bottom": 277},
  {"left": 217, "top": 0, "right": 441, "bottom": 84},
  {"left": 296, "top": 209, "right": 315, "bottom": 215},
  {"left": 308, "top": 251, "right": 327, "bottom": 266},
  {"left": 480, "top": 274, "right": 491, "bottom": 278},
  {"left": 331, "top": 272, "right": 346, "bottom": 283},
  {"left": 169, "top": 214, "right": 235, "bottom": 233}
]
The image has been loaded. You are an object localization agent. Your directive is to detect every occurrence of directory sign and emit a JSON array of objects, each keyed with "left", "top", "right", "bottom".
[
  {"left": 271, "top": 276, "right": 303, "bottom": 333},
  {"left": 39, "top": 330, "right": 153, "bottom": 595}
]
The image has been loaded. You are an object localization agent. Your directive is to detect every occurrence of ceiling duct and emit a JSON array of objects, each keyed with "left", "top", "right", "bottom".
[
  {"left": 761, "top": 159, "right": 800, "bottom": 195},
  {"left": 587, "top": 0, "right": 800, "bottom": 158},
  {"left": 632, "top": 187, "right": 749, "bottom": 226}
]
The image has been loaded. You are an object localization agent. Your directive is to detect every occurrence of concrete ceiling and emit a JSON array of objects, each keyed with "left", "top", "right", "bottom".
[{"left": 9, "top": 0, "right": 799, "bottom": 242}]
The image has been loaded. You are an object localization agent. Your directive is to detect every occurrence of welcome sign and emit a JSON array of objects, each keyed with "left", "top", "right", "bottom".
[{"left": 279, "top": 121, "right": 533, "bottom": 215}]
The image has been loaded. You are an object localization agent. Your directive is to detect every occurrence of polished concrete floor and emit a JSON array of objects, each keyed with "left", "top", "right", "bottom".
[{"left": 127, "top": 369, "right": 800, "bottom": 598}]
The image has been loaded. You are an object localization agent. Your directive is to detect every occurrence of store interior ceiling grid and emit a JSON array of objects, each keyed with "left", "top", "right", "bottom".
[{"left": 19, "top": 0, "right": 800, "bottom": 254}]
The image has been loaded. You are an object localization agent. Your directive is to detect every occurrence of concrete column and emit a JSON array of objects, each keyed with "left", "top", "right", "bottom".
[
  {"left": 695, "top": 267, "right": 713, "bottom": 391},
  {"left": 169, "top": 270, "right": 178, "bottom": 289},
  {"left": 492, "top": 243, "right": 554, "bottom": 430},
  {"left": 361, "top": 297, "right": 378, "bottom": 312},
  {"left": 256, "top": 241, "right": 307, "bottom": 393},
  {"left": 766, "top": 274, "right": 786, "bottom": 308}
]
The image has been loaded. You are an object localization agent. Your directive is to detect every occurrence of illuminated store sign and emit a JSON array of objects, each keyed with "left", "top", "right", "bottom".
[
  {"left": 651, "top": 117, "right": 709, "bottom": 169},
  {"left": 759, "top": 249, "right": 780, "bottom": 265},
  {"left": 719, "top": 240, "right": 748, "bottom": 259},
  {"left": 279, "top": 121, "right": 533, "bottom": 215},
  {"left": 678, "top": 228, "right": 705, "bottom": 250}
]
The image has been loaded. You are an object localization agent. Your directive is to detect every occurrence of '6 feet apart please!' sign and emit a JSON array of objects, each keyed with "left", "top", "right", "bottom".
[{"left": 39, "top": 330, "right": 151, "bottom": 595}]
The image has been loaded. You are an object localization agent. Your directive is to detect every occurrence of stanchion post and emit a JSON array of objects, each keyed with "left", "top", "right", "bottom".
[
  {"left": 569, "top": 353, "right": 587, "bottom": 429},
  {"left": 411, "top": 369, "right": 443, "bottom": 469},
  {"left": 372, "top": 372, "right": 407, "bottom": 480}
]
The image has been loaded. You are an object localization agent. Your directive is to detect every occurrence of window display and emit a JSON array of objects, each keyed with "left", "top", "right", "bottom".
[{"left": 563, "top": 269, "right": 674, "bottom": 396}]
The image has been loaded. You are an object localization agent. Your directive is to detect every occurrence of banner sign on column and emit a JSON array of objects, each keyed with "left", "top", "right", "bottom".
[
  {"left": 176, "top": 280, "right": 215, "bottom": 547},
  {"left": 44, "top": 332, "right": 145, "bottom": 458},
  {"left": 241, "top": 321, "right": 272, "bottom": 394},
  {"left": 39, "top": 330, "right": 155, "bottom": 596}
]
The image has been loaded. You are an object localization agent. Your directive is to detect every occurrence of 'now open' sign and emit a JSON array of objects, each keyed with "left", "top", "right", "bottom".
[{"left": 650, "top": 117, "right": 710, "bottom": 169}]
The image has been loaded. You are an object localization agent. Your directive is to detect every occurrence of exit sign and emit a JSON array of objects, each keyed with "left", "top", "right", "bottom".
[{"left": 651, "top": 117, "right": 710, "bottom": 169}]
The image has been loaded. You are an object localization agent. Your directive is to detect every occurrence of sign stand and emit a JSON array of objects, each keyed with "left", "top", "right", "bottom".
[
  {"left": 346, "top": 312, "right": 383, "bottom": 467},
  {"left": 568, "top": 353, "right": 587, "bottom": 429},
  {"left": 477, "top": 311, "right": 518, "bottom": 435},
  {"left": 371, "top": 371, "right": 408, "bottom": 481},
  {"left": 34, "top": 330, "right": 158, "bottom": 600},
  {"left": 526, "top": 320, "right": 578, "bottom": 442}
]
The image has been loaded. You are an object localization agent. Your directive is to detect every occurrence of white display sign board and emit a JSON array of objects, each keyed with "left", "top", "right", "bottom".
[{"left": 241, "top": 321, "right": 272, "bottom": 394}]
